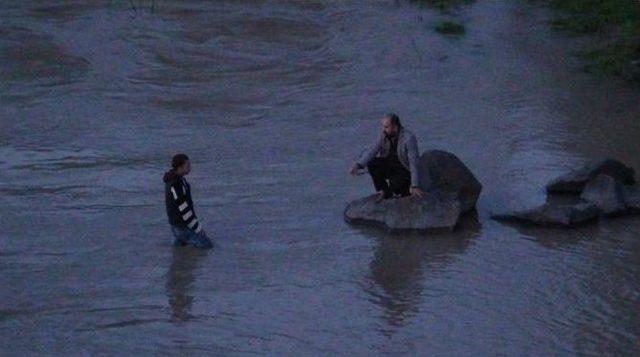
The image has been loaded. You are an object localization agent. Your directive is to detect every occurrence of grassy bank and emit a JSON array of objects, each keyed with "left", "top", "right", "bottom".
[
  {"left": 409, "top": 0, "right": 475, "bottom": 12},
  {"left": 435, "top": 21, "right": 465, "bottom": 35},
  {"left": 407, "top": 0, "right": 474, "bottom": 37},
  {"left": 547, "top": 0, "right": 640, "bottom": 81}
]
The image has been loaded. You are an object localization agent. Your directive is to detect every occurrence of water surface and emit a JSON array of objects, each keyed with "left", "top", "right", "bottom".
[{"left": 1, "top": 1, "right": 639, "bottom": 355}]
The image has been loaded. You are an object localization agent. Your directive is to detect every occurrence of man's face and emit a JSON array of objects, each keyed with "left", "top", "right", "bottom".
[
  {"left": 179, "top": 161, "right": 191, "bottom": 176},
  {"left": 381, "top": 117, "right": 397, "bottom": 137}
]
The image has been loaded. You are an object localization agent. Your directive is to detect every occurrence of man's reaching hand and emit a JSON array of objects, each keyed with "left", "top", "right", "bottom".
[
  {"left": 410, "top": 187, "right": 425, "bottom": 197},
  {"left": 350, "top": 163, "right": 361, "bottom": 176}
]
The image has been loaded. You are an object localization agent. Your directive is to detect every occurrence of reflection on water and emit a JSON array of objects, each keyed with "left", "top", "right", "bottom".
[
  {"left": 362, "top": 213, "right": 480, "bottom": 335},
  {"left": 511, "top": 219, "right": 640, "bottom": 354},
  {"left": 165, "top": 248, "right": 206, "bottom": 322}
]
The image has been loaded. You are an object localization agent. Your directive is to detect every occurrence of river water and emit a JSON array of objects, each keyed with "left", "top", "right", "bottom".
[{"left": 1, "top": 0, "right": 639, "bottom": 355}]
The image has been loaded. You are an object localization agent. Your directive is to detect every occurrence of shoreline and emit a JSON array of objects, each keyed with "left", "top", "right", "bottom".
[
  {"left": 543, "top": 0, "right": 639, "bottom": 83},
  {"left": 409, "top": 0, "right": 640, "bottom": 83}
]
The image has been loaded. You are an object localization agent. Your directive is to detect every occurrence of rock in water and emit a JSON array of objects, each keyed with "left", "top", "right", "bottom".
[
  {"left": 580, "top": 174, "right": 627, "bottom": 216},
  {"left": 491, "top": 202, "right": 600, "bottom": 227},
  {"left": 623, "top": 185, "right": 640, "bottom": 212},
  {"left": 345, "top": 150, "right": 481, "bottom": 232},
  {"left": 344, "top": 193, "right": 462, "bottom": 232},
  {"left": 546, "top": 158, "right": 636, "bottom": 194},
  {"left": 494, "top": 159, "right": 640, "bottom": 228},
  {"left": 417, "top": 150, "right": 482, "bottom": 212}
]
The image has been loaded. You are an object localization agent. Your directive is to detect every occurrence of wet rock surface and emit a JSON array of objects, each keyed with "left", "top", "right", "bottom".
[
  {"left": 344, "top": 193, "right": 462, "bottom": 232},
  {"left": 580, "top": 174, "right": 626, "bottom": 216},
  {"left": 417, "top": 150, "right": 482, "bottom": 212},
  {"left": 494, "top": 159, "right": 640, "bottom": 227},
  {"left": 546, "top": 159, "right": 635, "bottom": 194},
  {"left": 623, "top": 185, "right": 640, "bottom": 212},
  {"left": 492, "top": 202, "right": 600, "bottom": 227}
]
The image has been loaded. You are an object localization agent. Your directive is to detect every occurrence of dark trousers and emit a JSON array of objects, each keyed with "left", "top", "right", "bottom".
[{"left": 367, "top": 157, "right": 411, "bottom": 198}]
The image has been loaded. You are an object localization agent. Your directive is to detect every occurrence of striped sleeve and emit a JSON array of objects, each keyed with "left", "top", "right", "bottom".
[{"left": 170, "top": 181, "right": 202, "bottom": 233}]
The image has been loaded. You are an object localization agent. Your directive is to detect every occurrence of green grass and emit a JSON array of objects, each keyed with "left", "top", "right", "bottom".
[
  {"left": 547, "top": 0, "right": 640, "bottom": 81},
  {"left": 407, "top": 0, "right": 473, "bottom": 36},
  {"left": 409, "top": 0, "right": 475, "bottom": 12},
  {"left": 435, "top": 21, "right": 466, "bottom": 35},
  {"left": 549, "top": 0, "right": 640, "bottom": 33}
]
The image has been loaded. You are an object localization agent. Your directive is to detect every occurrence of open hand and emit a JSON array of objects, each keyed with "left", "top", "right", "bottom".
[
  {"left": 410, "top": 187, "right": 425, "bottom": 197},
  {"left": 350, "top": 163, "right": 361, "bottom": 176}
]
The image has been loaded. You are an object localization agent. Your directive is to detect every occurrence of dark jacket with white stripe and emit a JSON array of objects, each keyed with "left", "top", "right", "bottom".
[{"left": 163, "top": 170, "right": 202, "bottom": 233}]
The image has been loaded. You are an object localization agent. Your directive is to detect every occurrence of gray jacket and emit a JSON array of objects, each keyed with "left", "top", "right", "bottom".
[{"left": 357, "top": 128, "right": 420, "bottom": 187}]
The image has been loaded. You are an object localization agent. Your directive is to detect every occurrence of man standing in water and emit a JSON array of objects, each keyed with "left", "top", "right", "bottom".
[
  {"left": 163, "top": 154, "right": 212, "bottom": 248},
  {"left": 350, "top": 113, "right": 425, "bottom": 199}
]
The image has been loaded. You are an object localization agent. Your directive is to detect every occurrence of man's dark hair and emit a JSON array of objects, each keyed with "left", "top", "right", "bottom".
[
  {"left": 171, "top": 154, "right": 190, "bottom": 169},
  {"left": 386, "top": 113, "right": 402, "bottom": 129}
]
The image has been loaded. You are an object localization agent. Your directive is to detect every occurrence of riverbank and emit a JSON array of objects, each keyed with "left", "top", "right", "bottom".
[
  {"left": 409, "top": 0, "right": 475, "bottom": 12},
  {"left": 546, "top": 0, "right": 640, "bottom": 82},
  {"left": 409, "top": 0, "right": 474, "bottom": 36},
  {"left": 411, "top": 0, "right": 640, "bottom": 82}
]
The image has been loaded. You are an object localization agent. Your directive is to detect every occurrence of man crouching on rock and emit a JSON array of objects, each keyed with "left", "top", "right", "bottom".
[
  {"left": 164, "top": 154, "right": 213, "bottom": 249},
  {"left": 350, "top": 113, "right": 425, "bottom": 199}
]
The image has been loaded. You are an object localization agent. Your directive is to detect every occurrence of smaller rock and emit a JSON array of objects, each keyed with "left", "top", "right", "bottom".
[
  {"left": 344, "top": 193, "right": 461, "bottom": 232},
  {"left": 622, "top": 59, "right": 640, "bottom": 81},
  {"left": 580, "top": 174, "right": 627, "bottom": 216},
  {"left": 546, "top": 159, "right": 636, "bottom": 194},
  {"left": 491, "top": 202, "right": 600, "bottom": 227},
  {"left": 622, "top": 185, "right": 640, "bottom": 212}
]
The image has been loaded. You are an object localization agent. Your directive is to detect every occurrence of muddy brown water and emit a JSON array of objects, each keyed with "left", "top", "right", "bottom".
[{"left": 1, "top": 1, "right": 639, "bottom": 355}]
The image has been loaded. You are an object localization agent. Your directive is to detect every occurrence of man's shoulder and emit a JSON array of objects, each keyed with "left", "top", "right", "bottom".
[
  {"left": 164, "top": 177, "right": 181, "bottom": 188},
  {"left": 402, "top": 129, "right": 417, "bottom": 141}
]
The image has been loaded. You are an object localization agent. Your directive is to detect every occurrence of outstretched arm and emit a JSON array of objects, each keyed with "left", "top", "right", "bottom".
[
  {"left": 352, "top": 134, "right": 384, "bottom": 174},
  {"left": 169, "top": 182, "right": 203, "bottom": 233}
]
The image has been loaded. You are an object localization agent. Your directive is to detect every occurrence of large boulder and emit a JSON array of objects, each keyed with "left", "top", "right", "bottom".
[
  {"left": 345, "top": 150, "right": 481, "bottom": 232},
  {"left": 491, "top": 202, "right": 600, "bottom": 227},
  {"left": 580, "top": 174, "right": 627, "bottom": 216},
  {"left": 417, "top": 150, "right": 482, "bottom": 212},
  {"left": 344, "top": 193, "right": 461, "bottom": 232},
  {"left": 546, "top": 158, "right": 635, "bottom": 194}
]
